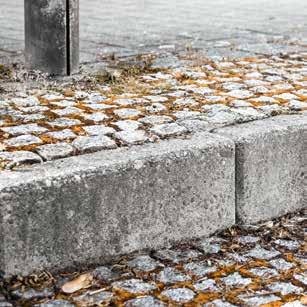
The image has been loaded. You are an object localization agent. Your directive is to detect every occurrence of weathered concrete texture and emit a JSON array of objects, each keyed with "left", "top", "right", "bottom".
[
  {"left": 24, "top": 0, "right": 79, "bottom": 75},
  {"left": 68, "top": 0, "right": 79, "bottom": 75},
  {"left": 304, "top": 115, "right": 307, "bottom": 211},
  {"left": 215, "top": 114, "right": 307, "bottom": 224},
  {"left": 0, "top": 133, "right": 235, "bottom": 276}
]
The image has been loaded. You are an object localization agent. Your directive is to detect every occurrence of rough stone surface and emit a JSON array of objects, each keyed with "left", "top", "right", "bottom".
[
  {"left": 0, "top": 295, "right": 12, "bottom": 307},
  {"left": 237, "top": 236, "right": 260, "bottom": 245},
  {"left": 4, "top": 135, "right": 42, "bottom": 147},
  {"left": 46, "top": 129, "right": 77, "bottom": 141},
  {"left": 282, "top": 301, "right": 305, "bottom": 307},
  {"left": 150, "top": 123, "right": 188, "bottom": 138},
  {"left": 214, "top": 115, "right": 307, "bottom": 223},
  {"left": 183, "top": 261, "right": 217, "bottom": 277},
  {"left": 73, "top": 291, "right": 113, "bottom": 305},
  {"left": 72, "top": 135, "right": 117, "bottom": 153},
  {"left": 127, "top": 255, "right": 163, "bottom": 272},
  {"left": 270, "top": 258, "right": 295, "bottom": 271},
  {"left": 33, "top": 300, "right": 75, "bottom": 307},
  {"left": 157, "top": 267, "right": 191, "bottom": 284},
  {"left": 125, "top": 296, "right": 166, "bottom": 307},
  {"left": 36, "top": 143, "right": 75, "bottom": 161},
  {"left": 0, "top": 151, "right": 43, "bottom": 168},
  {"left": 139, "top": 115, "right": 173, "bottom": 126},
  {"left": 268, "top": 282, "right": 303, "bottom": 295},
  {"left": 153, "top": 248, "right": 202, "bottom": 264},
  {"left": 161, "top": 288, "right": 195, "bottom": 303},
  {"left": 178, "top": 119, "right": 212, "bottom": 132},
  {"left": 238, "top": 293, "right": 280, "bottom": 306},
  {"left": 83, "top": 125, "right": 116, "bottom": 136},
  {"left": 245, "top": 245, "right": 280, "bottom": 260},
  {"left": 194, "top": 278, "right": 219, "bottom": 292},
  {"left": 11, "top": 97, "right": 40, "bottom": 107},
  {"left": 198, "top": 239, "right": 222, "bottom": 254},
  {"left": 115, "top": 130, "right": 148, "bottom": 145},
  {"left": 1, "top": 124, "right": 48, "bottom": 137},
  {"left": 92, "top": 266, "right": 121, "bottom": 283},
  {"left": 82, "top": 112, "right": 109, "bottom": 122},
  {"left": 114, "top": 120, "right": 141, "bottom": 131},
  {"left": 248, "top": 267, "right": 279, "bottom": 278},
  {"left": 221, "top": 272, "right": 252, "bottom": 287},
  {"left": 10, "top": 288, "right": 53, "bottom": 302},
  {"left": 52, "top": 107, "right": 83, "bottom": 117},
  {"left": 48, "top": 118, "right": 82, "bottom": 128},
  {"left": 0, "top": 132, "right": 235, "bottom": 276},
  {"left": 203, "top": 300, "right": 236, "bottom": 307},
  {"left": 112, "top": 279, "right": 157, "bottom": 294},
  {"left": 274, "top": 239, "right": 300, "bottom": 250},
  {"left": 114, "top": 108, "right": 142, "bottom": 119},
  {"left": 294, "top": 273, "right": 307, "bottom": 286}
]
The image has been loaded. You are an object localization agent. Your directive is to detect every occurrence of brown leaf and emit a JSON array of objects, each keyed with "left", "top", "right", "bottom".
[
  {"left": 0, "top": 143, "right": 6, "bottom": 151},
  {"left": 63, "top": 89, "right": 75, "bottom": 97},
  {"left": 260, "top": 301, "right": 283, "bottom": 307},
  {"left": 300, "top": 295, "right": 307, "bottom": 305},
  {"left": 61, "top": 273, "right": 93, "bottom": 294}
]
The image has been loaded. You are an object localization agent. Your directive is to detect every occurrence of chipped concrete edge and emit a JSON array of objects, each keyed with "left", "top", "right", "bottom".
[{"left": 0, "top": 113, "right": 306, "bottom": 276}]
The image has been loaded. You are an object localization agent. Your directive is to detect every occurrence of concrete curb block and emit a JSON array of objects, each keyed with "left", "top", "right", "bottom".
[
  {"left": 0, "top": 133, "right": 235, "bottom": 276},
  {"left": 0, "top": 114, "right": 305, "bottom": 276},
  {"left": 214, "top": 114, "right": 307, "bottom": 224}
]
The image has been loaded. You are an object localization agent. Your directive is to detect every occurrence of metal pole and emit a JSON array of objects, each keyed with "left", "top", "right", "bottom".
[{"left": 24, "top": 0, "right": 79, "bottom": 75}]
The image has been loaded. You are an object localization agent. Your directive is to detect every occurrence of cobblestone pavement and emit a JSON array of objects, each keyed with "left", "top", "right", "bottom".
[
  {"left": 0, "top": 51, "right": 306, "bottom": 170},
  {"left": 1, "top": 210, "right": 306, "bottom": 306},
  {"left": 0, "top": 0, "right": 307, "bottom": 63}
]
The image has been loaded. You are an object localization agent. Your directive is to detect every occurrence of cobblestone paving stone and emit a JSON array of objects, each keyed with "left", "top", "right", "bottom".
[
  {"left": 0, "top": 52, "right": 306, "bottom": 170},
  {"left": 0, "top": 210, "right": 305, "bottom": 306}
]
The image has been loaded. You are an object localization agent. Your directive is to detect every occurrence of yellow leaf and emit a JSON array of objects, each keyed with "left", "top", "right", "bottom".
[
  {"left": 0, "top": 143, "right": 6, "bottom": 151},
  {"left": 61, "top": 273, "right": 93, "bottom": 294},
  {"left": 300, "top": 295, "right": 307, "bottom": 305},
  {"left": 260, "top": 301, "right": 283, "bottom": 307}
]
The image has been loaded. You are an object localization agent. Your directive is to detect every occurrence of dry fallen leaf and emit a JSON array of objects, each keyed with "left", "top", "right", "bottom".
[
  {"left": 63, "top": 89, "right": 75, "bottom": 97},
  {"left": 61, "top": 273, "right": 93, "bottom": 294},
  {"left": 0, "top": 143, "right": 6, "bottom": 151},
  {"left": 300, "top": 295, "right": 307, "bottom": 305},
  {"left": 260, "top": 301, "right": 283, "bottom": 307}
]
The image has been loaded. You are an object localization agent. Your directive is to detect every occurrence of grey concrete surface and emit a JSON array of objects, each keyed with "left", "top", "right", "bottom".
[
  {"left": 0, "top": 0, "right": 307, "bottom": 63},
  {"left": 25, "top": 0, "right": 79, "bottom": 75},
  {"left": 215, "top": 115, "right": 307, "bottom": 224},
  {"left": 0, "top": 132, "right": 235, "bottom": 276}
]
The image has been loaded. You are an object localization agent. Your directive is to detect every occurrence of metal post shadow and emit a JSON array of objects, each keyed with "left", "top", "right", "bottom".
[{"left": 24, "top": 0, "right": 79, "bottom": 75}]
